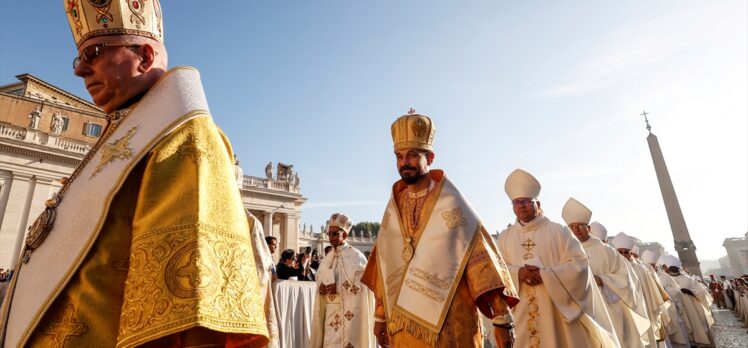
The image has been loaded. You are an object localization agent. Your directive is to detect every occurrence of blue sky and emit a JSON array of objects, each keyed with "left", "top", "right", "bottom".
[{"left": 1, "top": 1, "right": 746, "bottom": 261}]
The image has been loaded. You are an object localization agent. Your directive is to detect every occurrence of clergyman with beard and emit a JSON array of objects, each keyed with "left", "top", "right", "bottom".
[{"left": 360, "top": 110, "right": 518, "bottom": 348}]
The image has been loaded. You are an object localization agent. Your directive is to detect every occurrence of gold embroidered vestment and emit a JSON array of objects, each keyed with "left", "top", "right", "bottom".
[
  {"left": 361, "top": 171, "right": 517, "bottom": 347},
  {"left": 26, "top": 116, "right": 268, "bottom": 348}
]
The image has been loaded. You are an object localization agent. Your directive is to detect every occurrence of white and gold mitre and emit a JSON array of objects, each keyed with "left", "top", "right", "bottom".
[
  {"left": 390, "top": 109, "right": 436, "bottom": 152},
  {"left": 64, "top": 0, "right": 164, "bottom": 47},
  {"left": 326, "top": 213, "right": 353, "bottom": 234}
]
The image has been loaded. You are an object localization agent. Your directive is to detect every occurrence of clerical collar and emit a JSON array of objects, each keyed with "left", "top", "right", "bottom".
[
  {"left": 334, "top": 243, "right": 349, "bottom": 252},
  {"left": 518, "top": 213, "right": 544, "bottom": 228}
]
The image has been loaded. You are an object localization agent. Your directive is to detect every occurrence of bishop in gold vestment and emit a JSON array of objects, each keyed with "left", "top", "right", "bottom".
[
  {"left": 1, "top": 2, "right": 268, "bottom": 347},
  {"left": 360, "top": 112, "right": 518, "bottom": 348}
]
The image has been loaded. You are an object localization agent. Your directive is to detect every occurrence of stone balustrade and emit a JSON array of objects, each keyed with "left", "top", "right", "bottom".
[
  {"left": 0, "top": 123, "right": 27, "bottom": 140},
  {"left": 242, "top": 175, "right": 301, "bottom": 194},
  {"left": 0, "top": 122, "right": 91, "bottom": 155}
]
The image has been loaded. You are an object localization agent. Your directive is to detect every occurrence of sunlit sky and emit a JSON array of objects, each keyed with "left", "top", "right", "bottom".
[{"left": 1, "top": 1, "right": 746, "bottom": 261}]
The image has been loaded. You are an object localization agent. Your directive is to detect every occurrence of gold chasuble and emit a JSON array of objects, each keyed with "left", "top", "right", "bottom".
[
  {"left": 1, "top": 67, "right": 268, "bottom": 348},
  {"left": 360, "top": 170, "right": 518, "bottom": 347}
]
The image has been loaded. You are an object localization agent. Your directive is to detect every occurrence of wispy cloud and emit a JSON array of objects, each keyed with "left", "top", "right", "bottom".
[{"left": 539, "top": 4, "right": 720, "bottom": 98}]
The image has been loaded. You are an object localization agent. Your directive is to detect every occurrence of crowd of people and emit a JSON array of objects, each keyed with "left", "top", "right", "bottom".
[
  {"left": 709, "top": 273, "right": 748, "bottom": 329},
  {"left": 0, "top": 2, "right": 735, "bottom": 347}
]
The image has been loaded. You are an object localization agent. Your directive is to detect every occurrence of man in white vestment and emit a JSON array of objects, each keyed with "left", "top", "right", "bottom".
[
  {"left": 561, "top": 199, "right": 648, "bottom": 348},
  {"left": 610, "top": 233, "right": 668, "bottom": 348},
  {"left": 311, "top": 213, "right": 376, "bottom": 348},
  {"left": 665, "top": 256, "right": 715, "bottom": 347},
  {"left": 633, "top": 247, "right": 674, "bottom": 346},
  {"left": 497, "top": 169, "right": 619, "bottom": 348},
  {"left": 642, "top": 251, "right": 689, "bottom": 348}
]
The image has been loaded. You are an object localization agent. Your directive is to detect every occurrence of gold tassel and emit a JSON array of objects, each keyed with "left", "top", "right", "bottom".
[{"left": 388, "top": 309, "right": 439, "bottom": 346}]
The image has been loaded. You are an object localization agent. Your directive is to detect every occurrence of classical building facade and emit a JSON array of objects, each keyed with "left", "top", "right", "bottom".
[
  {"left": 723, "top": 232, "right": 748, "bottom": 277},
  {"left": 0, "top": 74, "right": 103, "bottom": 270}
]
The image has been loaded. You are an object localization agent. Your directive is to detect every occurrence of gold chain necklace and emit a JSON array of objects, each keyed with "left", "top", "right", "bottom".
[{"left": 22, "top": 109, "right": 131, "bottom": 263}]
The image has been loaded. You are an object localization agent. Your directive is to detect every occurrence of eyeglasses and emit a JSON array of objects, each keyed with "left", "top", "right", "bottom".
[
  {"left": 73, "top": 44, "right": 141, "bottom": 69},
  {"left": 569, "top": 224, "right": 589, "bottom": 231},
  {"left": 511, "top": 199, "right": 535, "bottom": 206},
  {"left": 327, "top": 231, "right": 341, "bottom": 238}
]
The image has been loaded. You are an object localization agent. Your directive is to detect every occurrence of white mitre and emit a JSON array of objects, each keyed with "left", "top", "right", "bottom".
[
  {"left": 589, "top": 221, "right": 607, "bottom": 241},
  {"left": 664, "top": 255, "right": 682, "bottom": 269},
  {"left": 641, "top": 249, "right": 658, "bottom": 264},
  {"left": 656, "top": 255, "right": 668, "bottom": 266},
  {"left": 610, "top": 232, "right": 634, "bottom": 250},
  {"left": 631, "top": 245, "right": 640, "bottom": 255},
  {"left": 561, "top": 197, "right": 592, "bottom": 225},
  {"left": 504, "top": 169, "right": 541, "bottom": 200}
]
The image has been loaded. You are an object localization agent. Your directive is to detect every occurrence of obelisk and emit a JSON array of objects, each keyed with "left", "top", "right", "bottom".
[{"left": 642, "top": 111, "right": 701, "bottom": 277}]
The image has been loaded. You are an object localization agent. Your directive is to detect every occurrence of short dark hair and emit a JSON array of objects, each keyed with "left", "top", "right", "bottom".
[
  {"left": 280, "top": 249, "right": 295, "bottom": 262},
  {"left": 265, "top": 236, "right": 277, "bottom": 244}
]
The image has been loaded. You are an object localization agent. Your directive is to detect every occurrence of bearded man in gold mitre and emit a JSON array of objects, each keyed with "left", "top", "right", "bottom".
[
  {"left": 360, "top": 110, "right": 520, "bottom": 348},
  {"left": 0, "top": 1, "right": 269, "bottom": 347}
]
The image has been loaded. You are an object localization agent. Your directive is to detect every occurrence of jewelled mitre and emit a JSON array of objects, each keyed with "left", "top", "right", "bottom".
[
  {"left": 64, "top": 0, "right": 164, "bottom": 47},
  {"left": 390, "top": 109, "right": 436, "bottom": 152},
  {"left": 326, "top": 213, "right": 353, "bottom": 234}
]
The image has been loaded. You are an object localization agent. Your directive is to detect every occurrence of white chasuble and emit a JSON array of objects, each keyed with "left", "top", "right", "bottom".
[
  {"left": 673, "top": 274, "right": 715, "bottom": 347},
  {"left": 655, "top": 270, "right": 689, "bottom": 347},
  {"left": 310, "top": 243, "right": 375, "bottom": 348},
  {"left": 498, "top": 214, "right": 620, "bottom": 348},
  {"left": 630, "top": 260, "right": 667, "bottom": 348},
  {"left": 582, "top": 237, "right": 649, "bottom": 348}
]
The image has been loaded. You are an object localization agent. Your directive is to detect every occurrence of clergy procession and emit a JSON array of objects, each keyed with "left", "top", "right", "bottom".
[{"left": 0, "top": 1, "right": 745, "bottom": 348}]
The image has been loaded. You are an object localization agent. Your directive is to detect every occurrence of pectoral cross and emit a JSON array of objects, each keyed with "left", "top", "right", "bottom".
[{"left": 521, "top": 238, "right": 536, "bottom": 260}]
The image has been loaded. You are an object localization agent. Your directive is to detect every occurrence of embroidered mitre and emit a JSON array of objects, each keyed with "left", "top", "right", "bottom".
[
  {"left": 64, "top": 0, "right": 164, "bottom": 46},
  {"left": 391, "top": 110, "right": 436, "bottom": 152}
]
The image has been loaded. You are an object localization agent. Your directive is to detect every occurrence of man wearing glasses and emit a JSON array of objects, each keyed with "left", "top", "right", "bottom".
[
  {"left": 361, "top": 111, "right": 518, "bottom": 348},
  {"left": 497, "top": 169, "right": 619, "bottom": 348},
  {"left": 310, "top": 213, "right": 375, "bottom": 348},
  {"left": 1, "top": 1, "right": 269, "bottom": 347},
  {"left": 563, "top": 198, "right": 649, "bottom": 348}
]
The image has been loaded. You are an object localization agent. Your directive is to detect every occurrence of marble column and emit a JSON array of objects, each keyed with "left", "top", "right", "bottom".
[
  {"left": 263, "top": 212, "right": 274, "bottom": 238},
  {"left": 284, "top": 214, "right": 299, "bottom": 253},
  {"left": 0, "top": 173, "right": 34, "bottom": 269},
  {"left": 0, "top": 170, "right": 13, "bottom": 228}
]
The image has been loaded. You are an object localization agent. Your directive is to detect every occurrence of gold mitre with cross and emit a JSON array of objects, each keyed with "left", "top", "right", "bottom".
[
  {"left": 325, "top": 213, "right": 353, "bottom": 234},
  {"left": 64, "top": 0, "right": 164, "bottom": 47},
  {"left": 391, "top": 108, "right": 436, "bottom": 152}
]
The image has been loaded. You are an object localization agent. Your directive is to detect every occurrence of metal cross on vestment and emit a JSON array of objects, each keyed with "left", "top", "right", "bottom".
[
  {"left": 521, "top": 238, "right": 537, "bottom": 260},
  {"left": 521, "top": 239, "right": 536, "bottom": 252}
]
